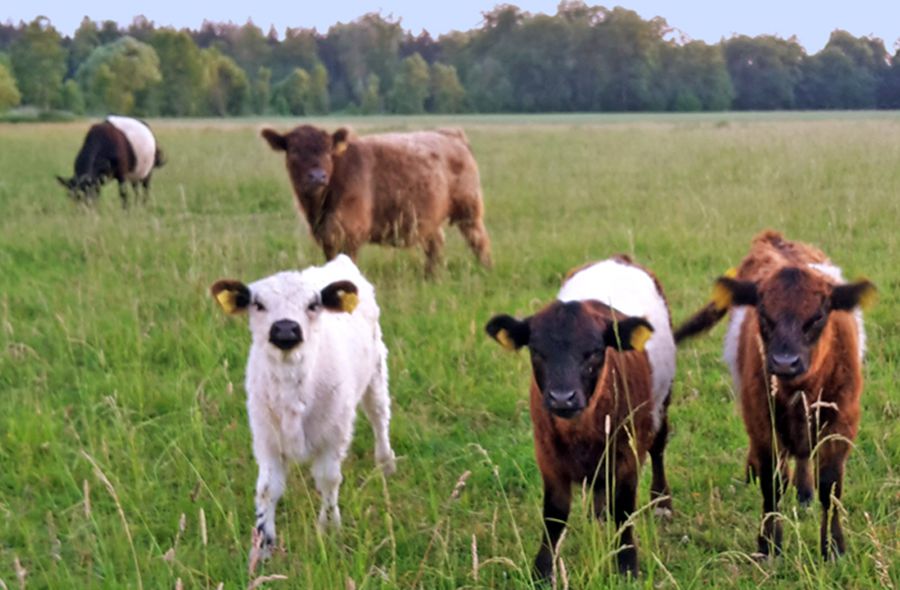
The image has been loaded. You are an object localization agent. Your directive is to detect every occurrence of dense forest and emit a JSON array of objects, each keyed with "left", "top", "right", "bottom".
[{"left": 1, "top": 3, "right": 900, "bottom": 117}]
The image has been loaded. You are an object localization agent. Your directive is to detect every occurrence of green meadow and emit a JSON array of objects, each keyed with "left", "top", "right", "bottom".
[{"left": 1, "top": 113, "right": 898, "bottom": 589}]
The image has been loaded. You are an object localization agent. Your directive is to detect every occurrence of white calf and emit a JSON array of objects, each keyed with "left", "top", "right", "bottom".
[{"left": 211, "top": 255, "right": 396, "bottom": 557}]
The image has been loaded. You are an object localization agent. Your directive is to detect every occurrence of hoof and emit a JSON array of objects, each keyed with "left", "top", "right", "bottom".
[
  {"left": 653, "top": 505, "right": 674, "bottom": 520},
  {"left": 377, "top": 450, "right": 397, "bottom": 476}
]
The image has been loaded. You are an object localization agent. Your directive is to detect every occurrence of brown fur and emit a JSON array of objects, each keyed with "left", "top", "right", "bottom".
[
  {"left": 528, "top": 300, "right": 655, "bottom": 578},
  {"left": 676, "top": 230, "right": 868, "bottom": 559},
  {"left": 262, "top": 125, "right": 492, "bottom": 276}
]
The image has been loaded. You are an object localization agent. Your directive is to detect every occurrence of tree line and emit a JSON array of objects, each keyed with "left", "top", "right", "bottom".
[{"left": 2, "top": 3, "right": 900, "bottom": 116}]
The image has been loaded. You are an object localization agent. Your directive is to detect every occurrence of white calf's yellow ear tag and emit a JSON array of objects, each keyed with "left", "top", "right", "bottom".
[
  {"left": 629, "top": 325, "right": 652, "bottom": 352},
  {"left": 496, "top": 329, "right": 516, "bottom": 351},
  {"left": 216, "top": 290, "right": 238, "bottom": 314},
  {"left": 338, "top": 290, "right": 359, "bottom": 313}
]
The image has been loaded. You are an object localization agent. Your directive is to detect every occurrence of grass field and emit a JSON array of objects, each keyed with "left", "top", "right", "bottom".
[{"left": 1, "top": 113, "right": 898, "bottom": 589}]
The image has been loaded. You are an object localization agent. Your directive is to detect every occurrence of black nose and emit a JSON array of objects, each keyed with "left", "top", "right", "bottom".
[
  {"left": 269, "top": 319, "right": 303, "bottom": 350},
  {"left": 306, "top": 169, "right": 327, "bottom": 185},
  {"left": 547, "top": 390, "right": 580, "bottom": 414},
  {"left": 769, "top": 353, "right": 803, "bottom": 377}
]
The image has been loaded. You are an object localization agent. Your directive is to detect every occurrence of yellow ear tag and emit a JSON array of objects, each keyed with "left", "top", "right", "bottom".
[
  {"left": 724, "top": 267, "right": 738, "bottom": 278},
  {"left": 858, "top": 282, "right": 878, "bottom": 311},
  {"left": 629, "top": 325, "right": 652, "bottom": 352},
  {"left": 338, "top": 290, "right": 359, "bottom": 313},
  {"left": 216, "top": 290, "right": 237, "bottom": 314},
  {"left": 496, "top": 329, "right": 516, "bottom": 351},
  {"left": 333, "top": 141, "right": 348, "bottom": 156},
  {"left": 711, "top": 282, "right": 733, "bottom": 311}
]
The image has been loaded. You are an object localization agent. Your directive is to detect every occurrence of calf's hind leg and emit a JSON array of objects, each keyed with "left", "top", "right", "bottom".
[
  {"left": 649, "top": 405, "right": 673, "bottom": 516},
  {"left": 362, "top": 350, "right": 396, "bottom": 474},
  {"left": 423, "top": 228, "right": 445, "bottom": 278},
  {"left": 457, "top": 217, "right": 492, "bottom": 268}
]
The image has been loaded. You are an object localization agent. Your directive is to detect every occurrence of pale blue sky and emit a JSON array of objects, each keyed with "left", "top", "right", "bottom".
[{"left": 4, "top": 0, "right": 899, "bottom": 53}]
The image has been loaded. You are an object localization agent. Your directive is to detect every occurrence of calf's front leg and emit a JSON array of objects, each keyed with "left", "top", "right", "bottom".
[
  {"left": 311, "top": 451, "right": 345, "bottom": 530},
  {"left": 253, "top": 455, "right": 286, "bottom": 559},
  {"left": 533, "top": 477, "right": 571, "bottom": 582}
]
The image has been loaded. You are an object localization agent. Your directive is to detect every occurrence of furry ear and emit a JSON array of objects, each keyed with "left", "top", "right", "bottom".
[
  {"left": 210, "top": 279, "right": 251, "bottom": 315},
  {"left": 712, "top": 277, "right": 758, "bottom": 309},
  {"left": 261, "top": 128, "right": 287, "bottom": 151},
  {"left": 831, "top": 280, "right": 877, "bottom": 311},
  {"left": 320, "top": 280, "right": 359, "bottom": 313},
  {"left": 604, "top": 316, "right": 654, "bottom": 352},
  {"left": 332, "top": 128, "right": 351, "bottom": 156},
  {"left": 56, "top": 175, "right": 73, "bottom": 188},
  {"left": 485, "top": 314, "right": 531, "bottom": 350}
]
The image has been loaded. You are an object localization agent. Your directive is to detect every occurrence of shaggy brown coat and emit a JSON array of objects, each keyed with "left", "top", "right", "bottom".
[
  {"left": 675, "top": 230, "right": 875, "bottom": 559},
  {"left": 262, "top": 125, "right": 492, "bottom": 275}
]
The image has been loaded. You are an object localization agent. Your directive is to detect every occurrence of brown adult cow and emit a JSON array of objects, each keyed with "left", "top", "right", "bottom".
[
  {"left": 262, "top": 125, "right": 492, "bottom": 276},
  {"left": 675, "top": 230, "right": 876, "bottom": 560}
]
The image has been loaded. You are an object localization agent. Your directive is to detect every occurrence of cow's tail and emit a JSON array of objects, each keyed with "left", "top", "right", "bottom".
[
  {"left": 154, "top": 148, "right": 167, "bottom": 168},
  {"left": 673, "top": 302, "right": 728, "bottom": 343}
]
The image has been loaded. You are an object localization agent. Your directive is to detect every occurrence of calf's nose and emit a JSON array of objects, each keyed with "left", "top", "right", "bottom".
[
  {"left": 269, "top": 319, "right": 303, "bottom": 350},
  {"left": 770, "top": 352, "right": 803, "bottom": 377},
  {"left": 306, "top": 169, "right": 327, "bottom": 185},
  {"left": 548, "top": 389, "right": 577, "bottom": 405}
]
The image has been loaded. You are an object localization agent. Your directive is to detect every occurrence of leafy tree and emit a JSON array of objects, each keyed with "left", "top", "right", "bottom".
[
  {"left": 59, "top": 78, "right": 84, "bottom": 113},
  {"left": 10, "top": 17, "right": 66, "bottom": 108},
  {"left": 271, "top": 68, "right": 311, "bottom": 115},
  {"left": 360, "top": 73, "right": 381, "bottom": 114},
  {"left": 591, "top": 8, "right": 667, "bottom": 111},
  {"left": 230, "top": 20, "right": 270, "bottom": 78},
  {"left": 321, "top": 13, "right": 403, "bottom": 109},
  {"left": 430, "top": 62, "right": 465, "bottom": 112},
  {"left": 308, "top": 63, "right": 330, "bottom": 114},
  {"left": 798, "top": 31, "right": 887, "bottom": 109},
  {"left": 879, "top": 50, "right": 900, "bottom": 108},
  {"left": 269, "top": 27, "right": 320, "bottom": 80},
  {"left": 253, "top": 66, "right": 271, "bottom": 114},
  {"left": 77, "top": 36, "right": 161, "bottom": 114},
  {"left": 202, "top": 47, "right": 249, "bottom": 116},
  {"left": 660, "top": 41, "right": 733, "bottom": 111},
  {"left": 150, "top": 29, "right": 204, "bottom": 116},
  {"left": 723, "top": 35, "right": 804, "bottom": 109},
  {"left": 69, "top": 17, "right": 100, "bottom": 76},
  {"left": 0, "top": 61, "right": 21, "bottom": 111},
  {"left": 388, "top": 52, "right": 430, "bottom": 113}
]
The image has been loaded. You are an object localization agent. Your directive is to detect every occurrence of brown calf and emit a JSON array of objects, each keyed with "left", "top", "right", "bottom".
[
  {"left": 262, "top": 125, "right": 492, "bottom": 276},
  {"left": 486, "top": 257, "right": 676, "bottom": 579},
  {"left": 676, "top": 230, "right": 876, "bottom": 559}
]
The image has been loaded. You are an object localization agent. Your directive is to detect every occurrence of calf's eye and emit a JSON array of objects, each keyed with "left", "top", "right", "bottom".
[{"left": 254, "top": 301, "right": 266, "bottom": 312}]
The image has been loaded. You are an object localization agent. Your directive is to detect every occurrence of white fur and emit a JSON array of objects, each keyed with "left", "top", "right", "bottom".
[
  {"left": 106, "top": 115, "right": 157, "bottom": 181},
  {"left": 236, "top": 255, "right": 395, "bottom": 555},
  {"left": 808, "top": 263, "right": 866, "bottom": 360},
  {"left": 723, "top": 307, "right": 747, "bottom": 395},
  {"left": 557, "top": 259, "right": 676, "bottom": 432}
]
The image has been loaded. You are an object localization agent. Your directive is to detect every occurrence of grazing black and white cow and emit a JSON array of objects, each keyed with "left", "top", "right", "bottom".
[{"left": 57, "top": 115, "right": 165, "bottom": 206}]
